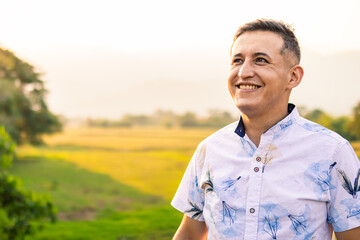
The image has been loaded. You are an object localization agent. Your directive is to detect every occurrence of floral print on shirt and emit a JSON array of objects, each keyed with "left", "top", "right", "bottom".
[{"left": 172, "top": 105, "right": 360, "bottom": 239}]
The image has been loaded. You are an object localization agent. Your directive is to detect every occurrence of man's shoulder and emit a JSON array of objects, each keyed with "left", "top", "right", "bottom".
[{"left": 295, "top": 116, "right": 348, "bottom": 145}]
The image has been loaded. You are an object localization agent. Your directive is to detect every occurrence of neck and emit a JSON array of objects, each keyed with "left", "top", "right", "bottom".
[{"left": 242, "top": 105, "right": 289, "bottom": 147}]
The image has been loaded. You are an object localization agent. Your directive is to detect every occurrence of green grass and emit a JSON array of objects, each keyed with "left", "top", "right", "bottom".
[
  {"left": 10, "top": 155, "right": 183, "bottom": 240},
  {"left": 28, "top": 206, "right": 182, "bottom": 240},
  {"left": 16, "top": 146, "right": 192, "bottom": 200},
  {"left": 11, "top": 156, "right": 164, "bottom": 213},
  {"left": 8, "top": 127, "right": 209, "bottom": 239}
]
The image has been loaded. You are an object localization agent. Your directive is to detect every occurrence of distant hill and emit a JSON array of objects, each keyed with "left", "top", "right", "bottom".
[
  {"left": 26, "top": 47, "right": 360, "bottom": 118},
  {"left": 291, "top": 50, "right": 360, "bottom": 115},
  {"left": 115, "top": 79, "right": 235, "bottom": 116}
]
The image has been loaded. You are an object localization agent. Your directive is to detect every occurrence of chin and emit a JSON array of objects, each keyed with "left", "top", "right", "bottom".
[
  {"left": 235, "top": 103, "right": 254, "bottom": 114},
  {"left": 234, "top": 100, "right": 261, "bottom": 116}
]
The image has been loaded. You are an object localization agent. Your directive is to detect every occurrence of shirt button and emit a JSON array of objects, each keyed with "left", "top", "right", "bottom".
[
  {"left": 256, "top": 156, "right": 261, "bottom": 162},
  {"left": 254, "top": 167, "right": 259, "bottom": 172},
  {"left": 250, "top": 208, "right": 255, "bottom": 213}
]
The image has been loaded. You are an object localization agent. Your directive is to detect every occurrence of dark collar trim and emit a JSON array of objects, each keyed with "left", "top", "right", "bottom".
[
  {"left": 234, "top": 103, "right": 296, "bottom": 138},
  {"left": 288, "top": 103, "right": 295, "bottom": 113},
  {"left": 235, "top": 116, "right": 246, "bottom": 137}
]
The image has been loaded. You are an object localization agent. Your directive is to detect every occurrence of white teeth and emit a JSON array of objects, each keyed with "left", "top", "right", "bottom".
[{"left": 238, "top": 85, "right": 259, "bottom": 90}]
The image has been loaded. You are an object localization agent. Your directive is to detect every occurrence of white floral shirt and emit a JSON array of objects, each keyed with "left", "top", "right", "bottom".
[{"left": 171, "top": 104, "right": 360, "bottom": 240}]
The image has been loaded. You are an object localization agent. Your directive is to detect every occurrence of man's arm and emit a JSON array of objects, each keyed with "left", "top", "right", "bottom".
[
  {"left": 173, "top": 215, "right": 208, "bottom": 240},
  {"left": 335, "top": 227, "right": 360, "bottom": 240}
]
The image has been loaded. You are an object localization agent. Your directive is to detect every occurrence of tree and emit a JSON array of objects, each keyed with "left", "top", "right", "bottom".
[
  {"left": 304, "top": 109, "right": 333, "bottom": 129},
  {"left": 179, "top": 112, "right": 198, "bottom": 127},
  {"left": 0, "top": 48, "right": 62, "bottom": 144},
  {"left": 303, "top": 107, "right": 359, "bottom": 141},
  {"left": 350, "top": 101, "right": 360, "bottom": 140},
  {"left": 0, "top": 126, "right": 56, "bottom": 239},
  {"left": 120, "top": 114, "right": 152, "bottom": 126},
  {"left": 151, "top": 110, "right": 177, "bottom": 128},
  {"left": 330, "top": 116, "right": 356, "bottom": 141},
  {"left": 204, "top": 109, "right": 236, "bottom": 127}
]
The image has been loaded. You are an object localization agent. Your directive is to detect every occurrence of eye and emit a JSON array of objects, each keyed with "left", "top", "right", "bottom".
[
  {"left": 232, "top": 58, "right": 243, "bottom": 65},
  {"left": 254, "top": 57, "right": 269, "bottom": 64}
]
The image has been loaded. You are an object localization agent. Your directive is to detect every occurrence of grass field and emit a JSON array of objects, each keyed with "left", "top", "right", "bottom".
[
  {"left": 10, "top": 127, "right": 216, "bottom": 240},
  {"left": 8, "top": 127, "right": 360, "bottom": 239}
]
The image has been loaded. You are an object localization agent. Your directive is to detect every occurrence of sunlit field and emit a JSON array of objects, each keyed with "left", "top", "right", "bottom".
[
  {"left": 9, "top": 127, "right": 360, "bottom": 239},
  {"left": 10, "top": 127, "right": 216, "bottom": 239}
]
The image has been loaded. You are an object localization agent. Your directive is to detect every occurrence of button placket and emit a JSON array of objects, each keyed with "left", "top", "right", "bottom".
[
  {"left": 244, "top": 156, "right": 263, "bottom": 239},
  {"left": 244, "top": 136, "right": 273, "bottom": 239}
]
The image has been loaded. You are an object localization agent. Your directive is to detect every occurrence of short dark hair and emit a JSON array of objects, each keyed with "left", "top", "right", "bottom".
[{"left": 232, "top": 19, "right": 301, "bottom": 63}]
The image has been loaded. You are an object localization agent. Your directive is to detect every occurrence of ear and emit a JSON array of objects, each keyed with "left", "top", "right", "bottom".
[{"left": 287, "top": 65, "right": 304, "bottom": 89}]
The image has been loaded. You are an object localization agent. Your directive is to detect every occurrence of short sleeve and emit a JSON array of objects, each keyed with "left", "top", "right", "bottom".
[
  {"left": 171, "top": 142, "right": 206, "bottom": 221},
  {"left": 327, "top": 141, "right": 360, "bottom": 232}
]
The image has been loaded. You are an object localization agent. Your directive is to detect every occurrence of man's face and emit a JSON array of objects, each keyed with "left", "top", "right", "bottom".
[{"left": 228, "top": 30, "right": 294, "bottom": 116}]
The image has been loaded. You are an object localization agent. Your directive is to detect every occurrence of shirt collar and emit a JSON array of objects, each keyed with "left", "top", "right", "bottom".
[{"left": 235, "top": 103, "right": 297, "bottom": 138}]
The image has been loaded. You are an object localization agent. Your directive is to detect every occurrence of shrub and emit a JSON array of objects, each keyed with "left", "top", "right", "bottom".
[{"left": 0, "top": 126, "right": 56, "bottom": 240}]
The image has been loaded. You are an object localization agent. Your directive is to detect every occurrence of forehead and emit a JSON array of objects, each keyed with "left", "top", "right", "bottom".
[{"left": 231, "top": 31, "right": 284, "bottom": 57}]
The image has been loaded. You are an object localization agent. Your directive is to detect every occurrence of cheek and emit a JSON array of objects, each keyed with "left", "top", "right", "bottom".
[
  {"left": 227, "top": 67, "right": 239, "bottom": 83},
  {"left": 226, "top": 80, "right": 237, "bottom": 99},
  {"left": 227, "top": 83, "right": 236, "bottom": 98}
]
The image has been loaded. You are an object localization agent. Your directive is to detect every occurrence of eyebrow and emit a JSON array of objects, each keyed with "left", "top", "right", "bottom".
[
  {"left": 232, "top": 52, "right": 271, "bottom": 59},
  {"left": 253, "top": 52, "right": 271, "bottom": 59}
]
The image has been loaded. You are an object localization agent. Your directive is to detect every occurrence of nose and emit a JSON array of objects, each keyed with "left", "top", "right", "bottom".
[{"left": 238, "top": 60, "right": 255, "bottom": 79}]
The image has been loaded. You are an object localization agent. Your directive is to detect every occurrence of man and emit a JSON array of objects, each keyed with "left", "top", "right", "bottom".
[{"left": 171, "top": 19, "right": 360, "bottom": 239}]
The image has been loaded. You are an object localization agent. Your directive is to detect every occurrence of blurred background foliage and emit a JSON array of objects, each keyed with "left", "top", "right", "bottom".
[
  {"left": 0, "top": 48, "right": 60, "bottom": 239},
  {"left": 0, "top": 48, "right": 62, "bottom": 144},
  {"left": 299, "top": 104, "right": 360, "bottom": 141},
  {"left": 0, "top": 126, "right": 56, "bottom": 240},
  {"left": 85, "top": 103, "right": 360, "bottom": 142},
  {"left": 85, "top": 109, "right": 237, "bottom": 129}
]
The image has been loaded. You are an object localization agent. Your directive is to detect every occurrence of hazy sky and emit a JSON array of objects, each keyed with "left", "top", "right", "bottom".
[{"left": 1, "top": 0, "right": 360, "bottom": 118}]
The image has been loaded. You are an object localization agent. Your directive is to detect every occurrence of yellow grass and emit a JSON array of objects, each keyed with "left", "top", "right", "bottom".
[
  {"left": 351, "top": 141, "right": 360, "bottom": 157},
  {"left": 42, "top": 127, "right": 213, "bottom": 151},
  {"left": 17, "top": 127, "right": 360, "bottom": 201},
  {"left": 18, "top": 127, "right": 216, "bottom": 200}
]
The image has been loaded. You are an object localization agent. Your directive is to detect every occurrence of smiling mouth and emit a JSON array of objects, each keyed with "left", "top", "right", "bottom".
[{"left": 236, "top": 84, "right": 260, "bottom": 90}]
